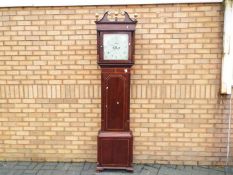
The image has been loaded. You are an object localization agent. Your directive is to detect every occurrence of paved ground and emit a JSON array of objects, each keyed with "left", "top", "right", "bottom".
[{"left": 0, "top": 161, "right": 232, "bottom": 175}]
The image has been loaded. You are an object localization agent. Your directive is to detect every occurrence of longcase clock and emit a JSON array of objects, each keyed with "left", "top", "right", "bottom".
[{"left": 95, "top": 11, "right": 137, "bottom": 172}]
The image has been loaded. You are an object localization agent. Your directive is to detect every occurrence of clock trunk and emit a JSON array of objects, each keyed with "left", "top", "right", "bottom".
[{"left": 101, "top": 68, "right": 130, "bottom": 131}]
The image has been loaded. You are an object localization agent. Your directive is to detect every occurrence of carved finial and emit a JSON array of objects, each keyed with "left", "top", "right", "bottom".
[
  {"left": 121, "top": 11, "right": 125, "bottom": 16},
  {"left": 108, "top": 11, "right": 112, "bottom": 17},
  {"left": 95, "top": 11, "right": 137, "bottom": 24},
  {"left": 134, "top": 13, "right": 138, "bottom": 20},
  {"left": 95, "top": 13, "right": 99, "bottom": 21},
  {"left": 114, "top": 11, "right": 118, "bottom": 21}
]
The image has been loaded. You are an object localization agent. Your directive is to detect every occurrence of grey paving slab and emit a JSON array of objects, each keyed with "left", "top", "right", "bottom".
[
  {"left": 133, "top": 164, "right": 144, "bottom": 174},
  {"left": 158, "top": 166, "right": 190, "bottom": 175},
  {"left": 0, "top": 161, "right": 232, "bottom": 175},
  {"left": 41, "top": 163, "right": 58, "bottom": 170},
  {"left": 68, "top": 166, "right": 83, "bottom": 172},
  {"left": 80, "top": 170, "right": 96, "bottom": 175},
  {"left": 33, "top": 163, "right": 45, "bottom": 170},
  {"left": 191, "top": 166, "right": 225, "bottom": 175},
  {"left": 0, "top": 162, "right": 17, "bottom": 169},
  {"left": 65, "top": 170, "right": 80, "bottom": 175},
  {"left": 6, "top": 169, "right": 25, "bottom": 175},
  {"left": 141, "top": 165, "right": 159, "bottom": 175},
  {"left": 0, "top": 169, "right": 9, "bottom": 175},
  {"left": 52, "top": 170, "right": 68, "bottom": 175},
  {"left": 83, "top": 162, "right": 96, "bottom": 171},
  {"left": 55, "top": 163, "right": 69, "bottom": 170},
  {"left": 225, "top": 167, "right": 233, "bottom": 175},
  {"left": 16, "top": 162, "right": 31, "bottom": 166},
  {"left": 37, "top": 170, "right": 54, "bottom": 175},
  {"left": 23, "top": 169, "right": 39, "bottom": 175}
]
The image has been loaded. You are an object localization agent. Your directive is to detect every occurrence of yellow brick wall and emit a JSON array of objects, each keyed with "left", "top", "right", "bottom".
[{"left": 0, "top": 3, "right": 232, "bottom": 165}]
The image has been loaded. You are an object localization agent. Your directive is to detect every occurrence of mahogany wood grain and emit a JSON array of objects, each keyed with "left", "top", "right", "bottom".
[
  {"left": 97, "top": 131, "right": 133, "bottom": 170},
  {"left": 101, "top": 68, "right": 130, "bottom": 131},
  {"left": 96, "top": 11, "right": 136, "bottom": 172}
]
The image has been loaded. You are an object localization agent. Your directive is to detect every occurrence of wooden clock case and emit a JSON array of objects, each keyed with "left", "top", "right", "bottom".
[{"left": 95, "top": 12, "right": 137, "bottom": 172}]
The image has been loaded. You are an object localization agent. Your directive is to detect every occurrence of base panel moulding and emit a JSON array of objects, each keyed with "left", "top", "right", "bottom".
[{"left": 97, "top": 131, "right": 133, "bottom": 171}]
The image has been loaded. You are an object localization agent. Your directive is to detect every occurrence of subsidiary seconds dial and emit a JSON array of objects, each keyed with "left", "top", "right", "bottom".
[{"left": 103, "top": 33, "right": 129, "bottom": 60}]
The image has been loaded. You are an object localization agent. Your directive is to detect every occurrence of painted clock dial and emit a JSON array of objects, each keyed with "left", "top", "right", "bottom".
[{"left": 103, "top": 33, "right": 129, "bottom": 60}]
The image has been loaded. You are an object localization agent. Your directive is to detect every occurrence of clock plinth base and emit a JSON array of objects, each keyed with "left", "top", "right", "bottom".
[
  {"left": 97, "top": 131, "right": 133, "bottom": 172},
  {"left": 96, "top": 165, "right": 133, "bottom": 172}
]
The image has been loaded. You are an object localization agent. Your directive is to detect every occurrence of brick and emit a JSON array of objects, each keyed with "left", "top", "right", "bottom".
[{"left": 0, "top": 3, "right": 228, "bottom": 166}]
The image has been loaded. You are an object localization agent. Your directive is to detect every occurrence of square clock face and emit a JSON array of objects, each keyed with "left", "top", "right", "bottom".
[{"left": 103, "top": 33, "right": 129, "bottom": 61}]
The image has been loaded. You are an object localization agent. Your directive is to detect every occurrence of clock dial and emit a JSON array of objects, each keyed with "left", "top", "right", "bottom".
[{"left": 103, "top": 34, "right": 129, "bottom": 60}]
